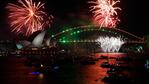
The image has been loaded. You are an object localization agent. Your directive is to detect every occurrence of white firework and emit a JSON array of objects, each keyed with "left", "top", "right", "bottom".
[{"left": 96, "top": 36, "right": 125, "bottom": 52}]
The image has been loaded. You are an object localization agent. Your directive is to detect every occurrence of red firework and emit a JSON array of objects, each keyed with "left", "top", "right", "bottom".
[
  {"left": 89, "top": 0, "right": 121, "bottom": 28},
  {"left": 6, "top": 0, "right": 53, "bottom": 36}
]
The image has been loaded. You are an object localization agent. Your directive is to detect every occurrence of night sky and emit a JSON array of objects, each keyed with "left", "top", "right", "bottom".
[{"left": 0, "top": 0, "right": 148, "bottom": 40}]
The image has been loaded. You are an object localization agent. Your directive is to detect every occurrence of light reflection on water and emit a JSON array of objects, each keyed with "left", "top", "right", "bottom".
[
  {"left": 0, "top": 53, "right": 126, "bottom": 84},
  {"left": 95, "top": 53, "right": 126, "bottom": 58}
]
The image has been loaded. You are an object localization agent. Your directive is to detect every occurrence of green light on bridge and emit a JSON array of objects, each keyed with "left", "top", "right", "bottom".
[
  {"left": 66, "top": 29, "right": 69, "bottom": 31},
  {"left": 59, "top": 40, "right": 97, "bottom": 43},
  {"left": 51, "top": 35, "right": 55, "bottom": 37},
  {"left": 70, "top": 31, "right": 81, "bottom": 35},
  {"left": 62, "top": 40, "right": 66, "bottom": 43},
  {"left": 73, "top": 32, "right": 76, "bottom": 34},
  {"left": 77, "top": 30, "right": 80, "bottom": 33}
]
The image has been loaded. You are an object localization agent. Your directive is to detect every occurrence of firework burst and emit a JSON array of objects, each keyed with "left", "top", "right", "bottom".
[
  {"left": 96, "top": 36, "right": 124, "bottom": 52},
  {"left": 6, "top": 0, "right": 53, "bottom": 36},
  {"left": 89, "top": 0, "right": 121, "bottom": 28}
]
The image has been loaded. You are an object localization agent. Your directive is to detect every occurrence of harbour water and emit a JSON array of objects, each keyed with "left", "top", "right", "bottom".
[{"left": 0, "top": 53, "right": 149, "bottom": 84}]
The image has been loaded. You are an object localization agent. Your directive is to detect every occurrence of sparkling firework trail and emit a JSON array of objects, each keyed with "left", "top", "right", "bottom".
[
  {"left": 6, "top": 0, "right": 53, "bottom": 36},
  {"left": 96, "top": 36, "right": 124, "bottom": 52},
  {"left": 89, "top": 0, "right": 121, "bottom": 28}
]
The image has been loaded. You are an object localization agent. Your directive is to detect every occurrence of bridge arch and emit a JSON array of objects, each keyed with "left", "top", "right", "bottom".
[
  {"left": 48, "top": 25, "right": 145, "bottom": 53},
  {"left": 50, "top": 25, "right": 144, "bottom": 43}
]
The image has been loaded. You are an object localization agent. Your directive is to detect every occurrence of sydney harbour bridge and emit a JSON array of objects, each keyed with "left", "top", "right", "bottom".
[{"left": 47, "top": 25, "right": 145, "bottom": 53}]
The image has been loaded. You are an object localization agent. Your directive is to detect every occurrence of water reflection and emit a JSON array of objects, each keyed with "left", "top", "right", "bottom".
[{"left": 2, "top": 53, "right": 148, "bottom": 84}]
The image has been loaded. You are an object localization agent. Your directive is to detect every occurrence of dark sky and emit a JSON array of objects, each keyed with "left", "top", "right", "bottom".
[{"left": 0, "top": 0, "right": 149, "bottom": 40}]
